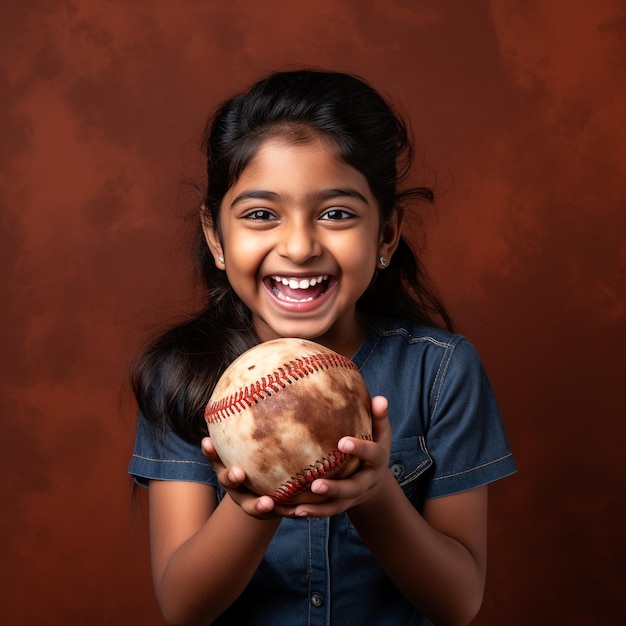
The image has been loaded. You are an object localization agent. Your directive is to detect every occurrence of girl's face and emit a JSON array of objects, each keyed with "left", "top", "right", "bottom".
[{"left": 204, "top": 135, "right": 400, "bottom": 356}]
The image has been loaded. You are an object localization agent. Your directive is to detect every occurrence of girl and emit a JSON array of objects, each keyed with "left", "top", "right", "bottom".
[{"left": 129, "top": 69, "right": 516, "bottom": 626}]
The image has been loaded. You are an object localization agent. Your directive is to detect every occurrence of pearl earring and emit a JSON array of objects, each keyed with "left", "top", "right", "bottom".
[
  {"left": 379, "top": 256, "right": 388, "bottom": 268},
  {"left": 218, "top": 255, "right": 224, "bottom": 264}
]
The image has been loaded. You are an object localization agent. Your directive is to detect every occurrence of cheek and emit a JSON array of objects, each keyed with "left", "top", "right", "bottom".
[
  {"left": 221, "top": 226, "right": 267, "bottom": 267},
  {"left": 345, "top": 235, "right": 378, "bottom": 269},
  {"left": 342, "top": 251, "right": 377, "bottom": 293}
]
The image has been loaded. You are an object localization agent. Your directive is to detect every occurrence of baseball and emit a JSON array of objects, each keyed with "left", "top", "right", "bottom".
[{"left": 204, "top": 338, "right": 372, "bottom": 505}]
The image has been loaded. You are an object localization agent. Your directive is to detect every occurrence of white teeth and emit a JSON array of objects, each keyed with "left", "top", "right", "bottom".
[
  {"left": 273, "top": 275, "right": 327, "bottom": 290},
  {"left": 275, "top": 293, "right": 315, "bottom": 303}
]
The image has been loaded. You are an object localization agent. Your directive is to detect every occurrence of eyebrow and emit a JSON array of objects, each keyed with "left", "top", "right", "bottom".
[{"left": 229, "top": 188, "right": 369, "bottom": 208}]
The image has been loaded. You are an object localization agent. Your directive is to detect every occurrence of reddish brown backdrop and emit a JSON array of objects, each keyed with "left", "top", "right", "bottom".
[{"left": 1, "top": 1, "right": 624, "bottom": 624}]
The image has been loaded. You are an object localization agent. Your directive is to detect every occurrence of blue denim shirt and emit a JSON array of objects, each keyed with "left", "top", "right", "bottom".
[{"left": 129, "top": 319, "right": 516, "bottom": 625}]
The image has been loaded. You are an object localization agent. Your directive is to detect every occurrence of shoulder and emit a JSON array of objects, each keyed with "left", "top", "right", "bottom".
[
  {"left": 356, "top": 317, "right": 479, "bottom": 371},
  {"left": 363, "top": 320, "right": 516, "bottom": 497},
  {"left": 128, "top": 412, "right": 217, "bottom": 488},
  {"left": 357, "top": 318, "right": 495, "bottom": 422}
]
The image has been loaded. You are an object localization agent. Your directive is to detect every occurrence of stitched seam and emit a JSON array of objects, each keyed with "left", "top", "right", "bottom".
[
  {"left": 357, "top": 333, "right": 382, "bottom": 371},
  {"left": 205, "top": 352, "right": 358, "bottom": 423},
  {"left": 398, "top": 436, "right": 433, "bottom": 486},
  {"left": 131, "top": 454, "right": 210, "bottom": 467},
  {"left": 398, "top": 459, "right": 431, "bottom": 486},
  {"left": 273, "top": 435, "right": 372, "bottom": 504},
  {"left": 377, "top": 327, "right": 454, "bottom": 348},
  {"left": 307, "top": 519, "right": 312, "bottom": 626},
  {"left": 428, "top": 340, "right": 455, "bottom": 425},
  {"left": 432, "top": 453, "right": 515, "bottom": 481},
  {"left": 205, "top": 351, "right": 368, "bottom": 504}
]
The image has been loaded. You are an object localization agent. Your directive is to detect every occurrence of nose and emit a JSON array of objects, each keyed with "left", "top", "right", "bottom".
[{"left": 277, "top": 219, "right": 322, "bottom": 263}]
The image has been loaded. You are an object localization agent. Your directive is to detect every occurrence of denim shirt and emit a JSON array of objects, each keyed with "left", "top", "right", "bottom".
[{"left": 129, "top": 319, "right": 517, "bottom": 625}]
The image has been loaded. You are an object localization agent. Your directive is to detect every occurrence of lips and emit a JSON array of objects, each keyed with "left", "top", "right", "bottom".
[{"left": 266, "top": 274, "right": 332, "bottom": 303}]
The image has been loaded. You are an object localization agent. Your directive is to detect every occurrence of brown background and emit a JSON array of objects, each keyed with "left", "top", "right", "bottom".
[{"left": 1, "top": 1, "right": 624, "bottom": 624}]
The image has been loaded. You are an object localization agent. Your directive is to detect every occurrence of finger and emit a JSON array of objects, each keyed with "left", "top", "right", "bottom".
[
  {"left": 336, "top": 435, "right": 377, "bottom": 464},
  {"left": 370, "top": 395, "right": 392, "bottom": 448},
  {"left": 309, "top": 478, "right": 344, "bottom": 499},
  {"left": 233, "top": 494, "right": 277, "bottom": 519},
  {"left": 336, "top": 433, "right": 386, "bottom": 467},
  {"left": 254, "top": 495, "right": 276, "bottom": 515},
  {"left": 218, "top": 465, "right": 246, "bottom": 489},
  {"left": 309, "top": 468, "right": 369, "bottom": 502},
  {"left": 371, "top": 394, "right": 389, "bottom": 419},
  {"left": 201, "top": 436, "right": 216, "bottom": 460},
  {"left": 227, "top": 465, "right": 246, "bottom": 485},
  {"left": 335, "top": 396, "right": 390, "bottom": 466},
  {"left": 337, "top": 396, "right": 389, "bottom": 452},
  {"left": 292, "top": 497, "right": 348, "bottom": 519},
  {"left": 272, "top": 503, "right": 301, "bottom": 518}
]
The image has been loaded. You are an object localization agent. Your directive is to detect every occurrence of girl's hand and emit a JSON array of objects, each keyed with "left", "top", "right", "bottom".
[
  {"left": 202, "top": 395, "right": 392, "bottom": 520},
  {"left": 290, "top": 395, "right": 393, "bottom": 518},
  {"left": 201, "top": 437, "right": 280, "bottom": 519}
]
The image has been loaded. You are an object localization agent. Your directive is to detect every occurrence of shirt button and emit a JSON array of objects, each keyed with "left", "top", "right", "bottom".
[
  {"left": 390, "top": 463, "right": 405, "bottom": 479},
  {"left": 310, "top": 592, "right": 324, "bottom": 607}
]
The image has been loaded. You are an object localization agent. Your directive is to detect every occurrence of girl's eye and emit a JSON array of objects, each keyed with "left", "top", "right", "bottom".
[
  {"left": 243, "top": 209, "right": 275, "bottom": 221},
  {"left": 320, "top": 208, "right": 353, "bottom": 221}
]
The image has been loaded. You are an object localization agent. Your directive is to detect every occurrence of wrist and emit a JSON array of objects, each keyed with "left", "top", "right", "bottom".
[
  {"left": 223, "top": 493, "right": 283, "bottom": 527},
  {"left": 350, "top": 468, "right": 401, "bottom": 518}
]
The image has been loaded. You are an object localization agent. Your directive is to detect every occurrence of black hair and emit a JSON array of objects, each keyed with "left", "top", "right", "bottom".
[{"left": 132, "top": 69, "right": 453, "bottom": 444}]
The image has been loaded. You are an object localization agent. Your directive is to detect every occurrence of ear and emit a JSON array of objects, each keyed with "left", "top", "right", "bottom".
[
  {"left": 200, "top": 206, "right": 225, "bottom": 269},
  {"left": 378, "top": 209, "right": 402, "bottom": 268}
]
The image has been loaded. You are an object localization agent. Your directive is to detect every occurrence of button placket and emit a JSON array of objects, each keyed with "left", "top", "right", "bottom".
[{"left": 306, "top": 517, "right": 331, "bottom": 624}]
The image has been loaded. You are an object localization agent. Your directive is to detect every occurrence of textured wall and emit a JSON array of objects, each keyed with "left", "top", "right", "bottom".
[{"left": 1, "top": 1, "right": 624, "bottom": 624}]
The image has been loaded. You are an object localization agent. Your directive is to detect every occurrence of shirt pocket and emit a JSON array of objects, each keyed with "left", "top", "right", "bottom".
[
  {"left": 342, "top": 435, "right": 433, "bottom": 542},
  {"left": 389, "top": 435, "right": 433, "bottom": 503}
]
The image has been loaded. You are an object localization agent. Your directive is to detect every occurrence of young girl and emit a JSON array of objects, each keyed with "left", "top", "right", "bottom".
[{"left": 129, "top": 69, "right": 516, "bottom": 626}]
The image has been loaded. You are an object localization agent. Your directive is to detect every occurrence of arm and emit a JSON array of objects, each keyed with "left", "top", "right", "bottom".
[
  {"left": 292, "top": 396, "right": 488, "bottom": 626},
  {"left": 148, "top": 480, "right": 280, "bottom": 626},
  {"left": 349, "top": 478, "right": 487, "bottom": 626}
]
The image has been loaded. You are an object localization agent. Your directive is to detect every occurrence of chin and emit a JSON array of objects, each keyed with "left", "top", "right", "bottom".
[{"left": 260, "top": 321, "right": 333, "bottom": 343}]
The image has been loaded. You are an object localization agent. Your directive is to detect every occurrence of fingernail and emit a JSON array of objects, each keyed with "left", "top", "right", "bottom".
[
  {"left": 312, "top": 481, "right": 328, "bottom": 494},
  {"left": 340, "top": 439, "right": 355, "bottom": 453}
]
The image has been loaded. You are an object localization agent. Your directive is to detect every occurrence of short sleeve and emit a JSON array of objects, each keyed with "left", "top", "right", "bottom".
[
  {"left": 424, "top": 338, "right": 516, "bottom": 498},
  {"left": 128, "top": 412, "right": 217, "bottom": 488}
]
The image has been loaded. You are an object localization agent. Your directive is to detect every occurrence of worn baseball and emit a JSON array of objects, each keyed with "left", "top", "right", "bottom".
[{"left": 204, "top": 338, "right": 372, "bottom": 505}]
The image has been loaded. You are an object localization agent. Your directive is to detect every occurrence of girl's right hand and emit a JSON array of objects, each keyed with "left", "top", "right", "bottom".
[{"left": 201, "top": 436, "right": 281, "bottom": 518}]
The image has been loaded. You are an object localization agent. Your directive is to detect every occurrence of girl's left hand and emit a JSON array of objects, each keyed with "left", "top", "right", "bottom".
[{"left": 287, "top": 395, "right": 394, "bottom": 519}]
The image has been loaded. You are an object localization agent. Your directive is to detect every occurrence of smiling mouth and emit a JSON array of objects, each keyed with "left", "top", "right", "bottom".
[{"left": 266, "top": 275, "right": 331, "bottom": 303}]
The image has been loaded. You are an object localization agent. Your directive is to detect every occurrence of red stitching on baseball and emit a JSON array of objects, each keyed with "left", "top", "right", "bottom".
[
  {"left": 272, "top": 434, "right": 373, "bottom": 504},
  {"left": 205, "top": 352, "right": 359, "bottom": 424}
]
